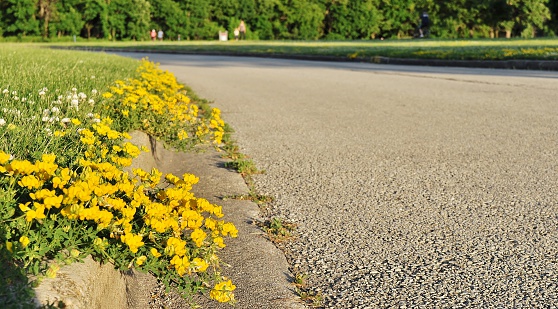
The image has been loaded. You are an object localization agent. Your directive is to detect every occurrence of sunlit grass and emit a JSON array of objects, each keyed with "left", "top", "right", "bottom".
[{"left": 40, "top": 38, "right": 558, "bottom": 61}]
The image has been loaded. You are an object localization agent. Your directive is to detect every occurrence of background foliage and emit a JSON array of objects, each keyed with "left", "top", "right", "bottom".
[{"left": 0, "top": 0, "right": 557, "bottom": 41}]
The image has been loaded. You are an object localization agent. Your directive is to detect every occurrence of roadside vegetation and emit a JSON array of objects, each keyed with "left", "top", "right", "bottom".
[
  {"left": 49, "top": 38, "right": 558, "bottom": 62},
  {"left": 0, "top": 46, "right": 237, "bottom": 307}
]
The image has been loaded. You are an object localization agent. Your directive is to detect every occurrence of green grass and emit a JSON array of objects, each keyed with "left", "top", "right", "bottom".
[
  {"left": 0, "top": 45, "right": 140, "bottom": 308},
  {"left": 42, "top": 38, "right": 558, "bottom": 61},
  {"left": 0, "top": 45, "right": 138, "bottom": 161}
]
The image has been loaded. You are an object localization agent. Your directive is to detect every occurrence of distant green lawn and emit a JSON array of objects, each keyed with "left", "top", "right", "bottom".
[{"left": 43, "top": 38, "right": 558, "bottom": 61}]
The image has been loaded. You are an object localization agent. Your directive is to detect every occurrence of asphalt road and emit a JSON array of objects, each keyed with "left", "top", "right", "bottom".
[{"left": 117, "top": 53, "right": 558, "bottom": 308}]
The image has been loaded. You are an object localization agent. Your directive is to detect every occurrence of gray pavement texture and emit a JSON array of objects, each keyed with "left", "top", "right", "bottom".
[{"left": 117, "top": 53, "right": 558, "bottom": 308}]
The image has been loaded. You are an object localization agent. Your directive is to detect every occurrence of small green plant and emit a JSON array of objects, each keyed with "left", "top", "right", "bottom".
[
  {"left": 258, "top": 217, "right": 296, "bottom": 243},
  {"left": 292, "top": 272, "right": 324, "bottom": 308},
  {"left": 224, "top": 155, "right": 260, "bottom": 176}
]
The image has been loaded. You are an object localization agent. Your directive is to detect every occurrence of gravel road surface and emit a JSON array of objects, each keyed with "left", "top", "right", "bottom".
[{"left": 119, "top": 53, "right": 558, "bottom": 308}]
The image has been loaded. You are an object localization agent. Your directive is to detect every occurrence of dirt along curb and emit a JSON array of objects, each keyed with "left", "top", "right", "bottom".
[{"left": 32, "top": 130, "right": 304, "bottom": 309}]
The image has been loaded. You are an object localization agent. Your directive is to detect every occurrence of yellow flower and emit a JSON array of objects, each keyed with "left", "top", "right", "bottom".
[
  {"left": 213, "top": 237, "right": 226, "bottom": 248},
  {"left": 71, "top": 118, "right": 81, "bottom": 125},
  {"left": 18, "top": 175, "right": 42, "bottom": 189},
  {"left": 7, "top": 160, "right": 36, "bottom": 175},
  {"left": 165, "top": 237, "right": 187, "bottom": 257},
  {"left": 178, "top": 130, "right": 188, "bottom": 140},
  {"left": 181, "top": 210, "right": 203, "bottom": 229},
  {"left": 190, "top": 228, "right": 206, "bottom": 247},
  {"left": 135, "top": 255, "right": 147, "bottom": 266},
  {"left": 120, "top": 233, "right": 144, "bottom": 254},
  {"left": 221, "top": 222, "right": 238, "bottom": 238},
  {"left": 209, "top": 279, "right": 236, "bottom": 303},
  {"left": 19, "top": 236, "right": 30, "bottom": 248},
  {"left": 5, "top": 241, "right": 13, "bottom": 253},
  {"left": 0, "top": 151, "right": 11, "bottom": 164},
  {"left": 70, "top": 249, "right": 80, "bottom": 258},
  {"left": 102, "top": 92, "right": 113, "bottom": 99},
  {"left": 20, "top": 203, "right": 46, "bottom": 222},
  {"left": 150, "top": 248, "right": 161, "bottom": 258},
  {"left": 191, "top": 257, "right": 209, "bottom": 272}
]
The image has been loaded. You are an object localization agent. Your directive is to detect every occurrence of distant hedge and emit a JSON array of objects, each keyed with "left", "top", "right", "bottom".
[{"left": 1, "top": 0, "right": 557, "bottom": 41}]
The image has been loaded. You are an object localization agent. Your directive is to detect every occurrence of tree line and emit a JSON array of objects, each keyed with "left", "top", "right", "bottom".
[{"left": 0, "top": 0, "right": 557, "bottom": 41}]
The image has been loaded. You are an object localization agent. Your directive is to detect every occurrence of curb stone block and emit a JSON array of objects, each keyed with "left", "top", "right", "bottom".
[{"left": 33, "top": 131, "right": 158, "bottom": 309}]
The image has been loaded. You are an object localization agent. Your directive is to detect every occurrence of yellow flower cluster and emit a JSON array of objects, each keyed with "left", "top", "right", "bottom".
[
  {"left": 102, "top": 59, "right": 225, "bottom": 148},
  {"left": 210, "top": 279, "right": 236, "bottom": 303}
]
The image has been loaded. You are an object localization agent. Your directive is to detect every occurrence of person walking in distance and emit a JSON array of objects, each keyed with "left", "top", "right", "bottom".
[
  {"left": 418, "top": 11, "right": 430, "bottom": 38},
  {"left": 150, "top": 29, "right": 156, "bottom": 41},
  {"left": 238, "top": 20, "right": 246, "bottom": 40},
  {"left": 157, "top": 29, "right": 164, "bottom": 41}
]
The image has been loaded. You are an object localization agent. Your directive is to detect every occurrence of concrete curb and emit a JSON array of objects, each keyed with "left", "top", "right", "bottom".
[{"left": 51, "top": 46, "right": 558, "bottom": 71}]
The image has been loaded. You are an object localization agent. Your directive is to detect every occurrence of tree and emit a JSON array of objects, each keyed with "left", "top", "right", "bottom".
[
  {"left": 106, "top": 0, "right": 150, "bottom": 40},
  {"left": 37, "top": 0, "right": 58, "bottom": 38},
  {"left": 283, "top": 0, "right": 325, "bottom": 39},
  {"left": 82, "top": 0, "right": 109, "bottom": 39},
  {"left": 378, "top": 0, "right": 416, "bottom": 38},
  {"left": 0, "top": 0, "right": 40, "bottom": 37},
  {"left": 180, "top": 0, "right": 219, "bottom": 40}
]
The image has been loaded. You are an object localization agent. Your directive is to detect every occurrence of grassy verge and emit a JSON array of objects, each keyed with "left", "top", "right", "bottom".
[
  {"left": 0, "top": 45, "right": 236, "bottom": 308},
  {"left": 43, "top": 38, "right": 558, "bottom": 61}
]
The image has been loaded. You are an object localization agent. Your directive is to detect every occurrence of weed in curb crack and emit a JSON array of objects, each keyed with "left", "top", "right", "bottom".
[
  {"left": 257, "top": 217, "right": 297, "bottom": 243},
  {"left": 224, "top": 193, "right": 274, "bottom": 205},
  {"left": 292, "top": 272, "right": 324, "bottom": 308}
]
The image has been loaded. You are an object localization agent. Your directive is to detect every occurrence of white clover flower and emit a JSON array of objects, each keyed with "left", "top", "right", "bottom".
[
  {"left": 43, "top": 109, "right": 51, "bottom": 116},
  {"left": 78, "top": 92, "right": 87, "bottom": 100},
  {"left": 71, "top": 87, "right": 77, "bottom": 92},
  {"left": 91, "top": 75, "right": 95, "bottom": 79},
  {"left": 58, "top": 95, "right": 63, "bottom": 100},
  {"left": 91, "top": 89, "right": 98, "bottom": 95},
  {"left": 77, "top": 128, "right": 84, "bottom": 133},
  {"left": 54, "top": 117, "right": 60, "bottom": 122},
  {"left": 44, "top": 128, "right": 52, "bottom": 135},
  {"left": 2, "top": 89, "right": 8, "bottom": 95},
  {"left": 0, "top": 119, "right": 6, "bottom": 126},
  {"left": 21, "top": 97, "right": 27, "bottom": 103},
  {"left": 51, "top": 107, "right": 60, "bottom": 114},
  {"left": 88, "top": 99, "right": 95, "bottom": 105},
  {"left": 13, "top": 96, "right": 19, "bottom": 101},
  {"left": 61, "top": 118, "right": 71, "bottom": 123},
  {"left": 42, "top": 116, "right": 50, "bottom": 122},
  {"left": 11, "top": 91, "right": 17, "bottom": 96},
  {"left": 92, "top": 118, "right": 101, "bottom": 123},
  {"left": 71, "top": 99, "right": 79, "bottom": 107},
  {"left": 39, "top": 90, "right": 46, "bottom": 96},
  {"left": 86, "top": 113, "right": 95, "bottom": 118}
]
